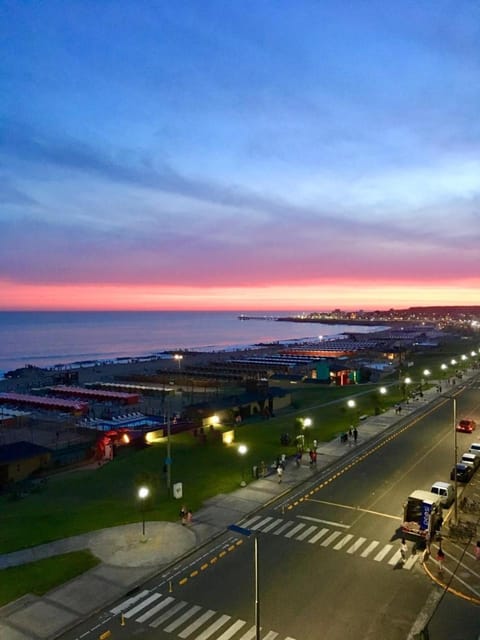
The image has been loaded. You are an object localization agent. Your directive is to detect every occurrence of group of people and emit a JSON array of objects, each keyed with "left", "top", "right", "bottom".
[{"left": 341, "top": 426, "right": 358, "bottom": 444}]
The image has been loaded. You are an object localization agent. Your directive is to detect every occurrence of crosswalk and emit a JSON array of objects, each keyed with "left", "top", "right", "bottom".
[
  {"left": 239, "top": 514, "right": 419, "bottom": 570},
  {"left": 110, "top": 591, "right": 295, "bottom": 639}
]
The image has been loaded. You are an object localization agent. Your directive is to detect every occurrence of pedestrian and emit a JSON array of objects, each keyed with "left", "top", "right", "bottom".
[
  {"left": 353, "top": 427, "right": 358, "bottom": 444},
  {"left": 474, "top": 540, "right": 480, "bottom": 561},
  {"left": 400, "top": 538, "right": 407, "bottom": 563},
  {"left": 295, "top": 450, "right": 302, "bottom": 467},
  {"left": 179, "top": 505, "right": 187, "bottom": 526},
  {"left": 280, "top": 453, "right": 286, "bottom": 467},
  {"left": 436, "top": 546, "right": 445, "bottom": 575},
  {"left": 313, "top": 439, "right": 317, "bottom": 450},
  {"left": 311, "top": 449, "right": 317, "bottom": 466},
  {"left": 187, "top": 509, "right": 193, "bottom": 524},
  {"left": 276, "top": 464, "right": 284, "bottom": 483},
  {"left": 348, "top": 426, "right": 353, "bottom": 438},
  {"left": 309, "top": 449, "right": 314, "bottom": 466}
]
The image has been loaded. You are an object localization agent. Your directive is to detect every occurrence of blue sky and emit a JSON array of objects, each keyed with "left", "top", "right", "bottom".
[{"left": 1, "top": 0, "right": 479, "bottom": 310}]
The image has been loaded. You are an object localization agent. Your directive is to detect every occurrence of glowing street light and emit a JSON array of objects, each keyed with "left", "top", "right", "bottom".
[
  {"left": 138, "top": 486, "right": 150, "bottom": 537},
  {"left": 238, "top": 444, "right": 248, "bottom": 487},
  {"left": 174, "top": 354, "right": 184, "bottom": 370}
]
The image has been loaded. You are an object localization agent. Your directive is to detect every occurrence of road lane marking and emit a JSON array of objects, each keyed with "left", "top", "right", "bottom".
[
  {"left": 404, "top": 554, "right": 419, "bottom": 570},
  {"left": 273, "top": 521, "right": 295, "bottom": 535},
  {"left": 347, "top": 537, "right": 366, "bottom": 554},
  {"left": 178, "top": 609, "right": 216, "bottom": 637},
  {"left": 262, "top": 518, "right": 283, "bottom": 532},
  {"left": 136, "top": 596, "right": 174, "bottom": 623},
  {"left": 163, "top": 605, "right": 201, "bottom": 632},
  {"left": 238, "top": 625, "right": 257, "bottom": 640},
  {"left": 285, "top": 523, "right": 305, "bottom": 538},
  {"left": 150, "top": 600, "right": 188, "bottom": 628},
  {"left": 308, "top": 527, "right": 329, "bottom": 543},
  {"left": 333, "top": 534, "right": 354, "bottom": 550},
  {"left": 111, "top": 589, "right": 150, "bottom": 614},
  {"left": 298, "top": 515, "right": 350, "bottom": 528},
  {"left": 124, "top": 592, "right": 162, "bottom": 618},
  {"left": 217, "top": 620, "right": 247, "bottom": 640},
  {"left": 321, "top": 531, "right": 342, "bottom": 547},
  {"left": 388, "top": 550, "right": 402, "bottom": 565},
  {"left": 252, "top": 517, "right": 273, "bottom": 530},
  {"left": 296, "top": 525, "right": 317, "bottom": 540},
  {"left": 308, "top": 499, "right": 402, "bottom": 521},
  {"left": 361, "top": 541, "right": 379, "bottom": 557},
  {"left": 374, "top": 544, "right": 393, "bottom": 562},
  {"left": 194, "top": 614, "right": 231, "bottom": 640}
]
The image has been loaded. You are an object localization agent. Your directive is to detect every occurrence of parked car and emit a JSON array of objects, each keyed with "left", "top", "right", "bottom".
[
  {"left": 461, "top": 452, "right": 480, "bottom": 471},
  {"left": 469, "top": 443, "right": 480, "bottom": 455},
  {"left": 450, "top": 463, "right": 473, "bottom": 483},
  {"left": 456, "top": 419, "right": 477, "bottom": 433},
  {"left": 430, "top": 481, "right": 455, "bottom": 507}
]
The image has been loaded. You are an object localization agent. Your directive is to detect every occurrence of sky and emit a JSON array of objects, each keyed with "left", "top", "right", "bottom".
[{"left": 1, "top": 0, "right": 479, "bottom": 312}]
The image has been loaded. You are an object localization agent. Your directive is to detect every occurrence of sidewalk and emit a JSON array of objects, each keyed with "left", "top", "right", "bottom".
[{"left": 0, "top": 380, "right": 476, "bottom": 639}]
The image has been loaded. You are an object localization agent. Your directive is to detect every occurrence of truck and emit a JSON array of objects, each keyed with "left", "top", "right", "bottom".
[{"left": 402, "top": 490, "right": 443, "bottom": 538}]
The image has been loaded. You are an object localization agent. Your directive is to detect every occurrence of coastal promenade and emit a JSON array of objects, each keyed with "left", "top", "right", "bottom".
[{"left": 1, "top": 377, "right": 479, "bottom": 640}]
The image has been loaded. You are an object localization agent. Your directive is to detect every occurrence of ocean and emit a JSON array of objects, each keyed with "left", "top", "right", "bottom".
[{"left": 0, "top": 310, "right": 383, "bottom": 377}]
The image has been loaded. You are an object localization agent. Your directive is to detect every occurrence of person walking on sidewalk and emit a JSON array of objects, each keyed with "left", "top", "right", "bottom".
[
  {"left": 400, "top": 538, "right": 407, "bottom": 563},
  {"left": 276, "top": 464, "right": 284, "bottom": 483},
  {"left": 353, "top": 427, "right": 358, "bottom": 444}
]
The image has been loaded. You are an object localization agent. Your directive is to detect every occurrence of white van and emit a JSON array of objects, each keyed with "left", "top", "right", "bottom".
[
  {"left": 430, "top": 481, "right": 454, "bottom": 507},
  {"left": 468, "top": 443, "right": 480, "bottom": 456},
  {"left": 461, "top": 452, "right": 480, "bottom": 470}
]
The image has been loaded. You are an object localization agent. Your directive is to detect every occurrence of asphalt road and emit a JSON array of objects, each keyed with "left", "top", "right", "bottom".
[{"left": 62, "top": 384, "right": 480, "bottom": 640}]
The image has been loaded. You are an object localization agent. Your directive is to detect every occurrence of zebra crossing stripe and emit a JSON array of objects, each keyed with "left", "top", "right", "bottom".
[
  {"left": 273, "top": 521, "right": 295, "bottom": 535},
  {"left": 360, "top": 541, "right": 379, "bottom": 557},
  {"left": 238, "top": 625, "right": 257, "bottom": 640},
  {"left": 163, "top": 605, "right": 201, "bottom": 632},
  {"left": 178, "top": 609, "right": 216, "bottom": 637},
  {"left": 262, "top": 518, "right": 283, "bottom": 533},
  {"left": 262, "top": 632, "right": 279, "bottom": 639},
  {"left": 333, "top": 534, "right": 354, "bottom": 550},
  {"left": 388, "top": 550, "right": 402, "bottom": 566},
  {"left": 150, "top": 600, "right": 188, "bottom": 628},
  {"left": 404, "top": 554, "right": 419, "bottom": 570},
  {"left": 321, "top": 531, "right": 342, "bottom": 547},
  {"left": 296, "top": 525, "right": 317, "bottom": 541},
  {"left": 110, "top": 589, "right": 150, "bottom": 615},
  {"left": 241, "top": 515, "right": 262, "bottom": 528},
  {"left": 347, "top": 537, "right": 366, "bottom": 554},
  {"left": 194, "top": 614, "right": 231, "bottom": 640},
  {"left": 124, "top": 592, "right": 162, "bottom": 618},
  {"left": 216, "top": 619, "right": 247, "bottom": 640},
  {"left": 285, "top": 523, "right": 305, "bottom": 538},
  {"left": 308, "top": 527, "right": 329, "bottom": 543},
  {"left": 374, "top": 544, "right": 393, "bottom": 562},
  {"left": 252, "top": 517, "right": 273, "bottom": 530},
  {"left": 136, "top": 596, "right": 174, "bottom": 623}
]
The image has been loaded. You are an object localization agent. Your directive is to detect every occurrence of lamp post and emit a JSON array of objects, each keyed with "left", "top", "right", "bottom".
[
  {"left": 452, "top": 397, "right": 458, "bottom": 525},
  {"left": 227, "top": 524, "right": 260, "bottom": 640},
  {"left": 238, "top": 444, "right": 248, "bottom": 487},
  {"left": 138, "top": 486, "right": 150, "bottom": 537},
  {"left": 174, "top": 354, "right": 183, "bottom": 370}
]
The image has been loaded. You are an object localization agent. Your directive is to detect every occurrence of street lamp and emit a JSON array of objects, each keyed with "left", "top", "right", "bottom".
[
  {"left": 138, "top": 486, "right": 150, "bottom": 537},
  {"left": 174, "top": 354, "right": 183, "bottom": 370},
  {"left": 238, "top": 444, "right": 248, "bottom": 487},
  {"left": 228, "top": 524, "right": 260, "bottom": 640}
]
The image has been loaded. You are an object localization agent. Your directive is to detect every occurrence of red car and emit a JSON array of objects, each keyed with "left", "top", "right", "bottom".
[{"left": 456, "top": 419, "right": 477, "bottom": 433}]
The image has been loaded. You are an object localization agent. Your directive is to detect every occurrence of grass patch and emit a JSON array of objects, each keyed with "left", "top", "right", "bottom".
[{"left": 0, "top": 550, "right": 100, "bottom": 606}]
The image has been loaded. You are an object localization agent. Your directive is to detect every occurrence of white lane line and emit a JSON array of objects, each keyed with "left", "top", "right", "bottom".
[
  {"left": 298, "top": 515, "right": 350, "bottom": 529},
  {"left": 321, "top": 531, "right": 342, "bottom": 547},
  {"left": 273, "top": 521, "right": 295, "bottom": 535},
  {"left": 241, "top": 515, "right": 262, "bottom": 528},
  {"left": 404, "top": 554, "right": 419, "bottom": 570},
  {"left": 361, "top": 541, "right": 379, "bottom": 557},
  {"left": 262, "top": 518, "right": 283, "bottom": 533},
  {"left": 374, "top": 544, "right": 393, "bottom": 562},
  {"left": 178, "top": 610, "right": 216, "bottom": 637},
  {"left": 136, "top": 596, "right": 174, "bottom": 623},
  {"left": 238, "top": 626, "right": 257, "bottom": 640},
  {"left": 216, "top": 619, "right": 247, "bottom": 640},
  {"left": 163, "top": 605, "right": 201, "bottom": 632},
  {"left": 251, "top": 517, "right": 273, "bottom": 530},
  {"left": 285, "top": 523, "right": 305, "bottom": 538},
  {"left": 262, "top": 632, "right": 279, "bottom": 640},
  {"left": 347, "top": 537, "right": 366, "bottom": 554},
  {"left": 110, "top": 589, "right": 150, "bottom": 614},
  {"left": 150, "top": 601, "right": 188, "bottom": 628},
  {"left": 195, "top": 614, "right": 231, "bottom": 640},
  {"left": 296, "top": 525, "right": 317, "bottom": 541},
  {"left": 333, "top": 534, "right": 354, "bottom": 550},
  {"left": 388, "top": 550, "right": 402, "bottom": 566},
  {"left": 124, "top": 592, "right": 162, "bottom": 619},
  {"left": 308, "top": 528, "right": 329, "bottom": 544}
]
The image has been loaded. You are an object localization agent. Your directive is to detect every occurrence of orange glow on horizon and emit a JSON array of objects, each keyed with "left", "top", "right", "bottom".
[{"left": 0, "top": 279, "right": 479, "bottom": 311}]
